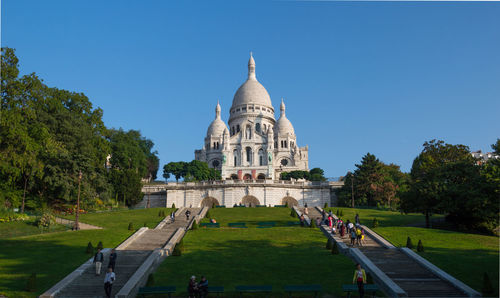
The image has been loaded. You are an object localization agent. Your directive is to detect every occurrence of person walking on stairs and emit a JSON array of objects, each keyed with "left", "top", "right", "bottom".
[
  {"left": 103, "top": 266, "right": 116, "bottom": 298},
  {"left": 304, "top": 204, "right": 309, "bottom": 216},
  {"left": 185, "top": 209, "right": 191, "bottom": 221},
  {"left": 93, "top": 248, "right": 104, "bottom": 276},
  {"left": 108, "top": 249, "right": 117, "bottom": 272},
  {"left": 353, "top": 264, "right": 367, "bottom": 298},
  {"left": 170, "top": 211, "right": 175, "bottom": 223}
]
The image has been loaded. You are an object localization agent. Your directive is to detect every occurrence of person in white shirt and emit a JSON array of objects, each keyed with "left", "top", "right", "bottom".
[{"left": 104, "top": 267, "right": 116, "bottom": 298}]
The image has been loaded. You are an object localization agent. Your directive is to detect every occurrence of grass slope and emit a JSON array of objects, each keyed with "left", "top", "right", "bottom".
[
  {"left": 0, "top": 218, "right": 68, "bottom": 238},
  {"left": 0, "top": 207, "right": 171, "bottom": 298},
  {"left": 154, "top": 208, "right": 356, "bottom": 297}
]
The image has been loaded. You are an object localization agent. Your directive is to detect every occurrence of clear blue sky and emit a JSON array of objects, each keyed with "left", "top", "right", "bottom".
[{"left": 2, "top": 0, "right": 499, "bottom": 178}]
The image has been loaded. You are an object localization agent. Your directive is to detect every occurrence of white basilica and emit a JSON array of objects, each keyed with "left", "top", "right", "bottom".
[{"left": 195, "top": 54, "right": 309, "bottom": 180}]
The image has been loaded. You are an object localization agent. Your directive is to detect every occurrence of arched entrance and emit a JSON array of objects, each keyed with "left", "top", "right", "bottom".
[
  {"left": 257, "top": 173, "right": 266, "bottom": 180},
  {"left": 241, "top": 195, "right": 260, "bottom": 207},
  {"left": 243, "top": 173, "right": 252, "bottom": 180},
  {"left": 282, "top": 196, "right": 298, "bottom": 207},
  {"left": 230, "top": 174, "right": 239, "bottom": 180},
  {"left": 200, "top": 197, "right": 220, "bottom": 208}
]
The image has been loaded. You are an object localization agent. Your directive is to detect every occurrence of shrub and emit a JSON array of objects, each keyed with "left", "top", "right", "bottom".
[
  {"left": 26, "top": 273, "right": 36, "bottom": 292},
  {"left": 372, "top": 218, "right": 379, "bottom": 228},
  {"left": 417, "top": 240, "right": 424, "bottom": 252},
  {"left": 406, "top": 237, "right": 413, "bottom": 249},
  {"left": 324, "top": 202, "right": 328, "bottom": 208},
  {"left": 158, "top": 210, "right": 162, "bottom": 217},
  {"left": 97, "top": 241, "right": 103, "bottom": 250},
  {"left": 482, "top": 272, "right": 495, "bottom": 297},
  {"left": 172, "top": 239, "right": 184, "bottom": 256},
  {"left": 171, "top": 203, "right": 176, "bottom": 209},
  {"left": 290, "top": 209, "right": 296, "bottom": 217},
  {"left": 205, "top": 210, "right": 211, "bottom": 218},
  {"left": 86, "top": 242, "right": 94, "bottom": 254},
  {"left": 331, "top": 242, "right": 339, "bottom": 254},
  {"left": 0, "top": 209, "right": 29, "bottom": 223},
  {"left": 36, "top": 212, "right": 55, "bottom": 228},
  {"left": 146, "top": 273, "right": 155, "bottom": 286},
  {"left": 128, "top": 222, "right": 134, "bottom": 231},
  {"left": 339, "top": 209, "right": 344, "bottom": 217},
  {"left": 326, "top": 238, "right": 333, "bottom": 250},
  {"left": 191, "top": 221, "right": 198, "bottom": 230},
  {"left": 212, "top": 203, "right": 216, "bottom": 208},
  {"left": 336, "top": 209, "right": 339, "bottom": 216},
  {"left": 143, "top": 222, "right": 147, "bottom": 227},
  {"left": 310, "top": 220, "right": 316, "bottom": 228},
  {"left": 285, "top": 202, "right": 288, "bottom": 208}
]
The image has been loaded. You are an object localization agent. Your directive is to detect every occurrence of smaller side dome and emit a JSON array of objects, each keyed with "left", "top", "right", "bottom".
[
  {"left": 274, "top": 98, "right": 295, "bottom": 136},
  {"left": 206, "top": 101, "right": 229, "bottom": 137}
]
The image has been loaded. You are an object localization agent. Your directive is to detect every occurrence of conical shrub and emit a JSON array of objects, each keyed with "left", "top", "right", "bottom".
[
  {"left": 158, "top": 210, "right": 162, "bottom": 217},
  {"left": 326, "top": 238, "right": 333, "bottom": 250},
  {"left": 212, "top": 203, "right": 216, "bottom": 208},
  {"left": 310, "top": 220, "right": 316, "bottom": 228},
  {"left": 191, "top": 221, "right": 198, "bottom": 230},
  {"left": 26, "top": 273, "right": 36, "bottom": 292},
  {"left": 171, "top": 203, "right": 176, "bottom": 209},
  {"left": 339, "top": 209, "right": 344, "bottom": 217},
  {"left": 482, "top": 272, "right": 495, "bottom": 297},
  {"left": 406, "top": 237, "right": 413, "bottom": 249},
  {"left": 97, "top": 241, "right": 103, "bottom": 250},
  {"left": 372, "top": 218, "right": 379, "bottom": 228},
  {"left": 128, "top": 222, "right": 134, "bottom": 231},
  {"left": 146, "top": 273, "right": 155, "bottom": 286},
  {"left": 331, "top": 241, "right": 339, "bottom": 254},
  {"left": 290, "top": 209, "right": 296, "bottom": 217},
  {"left": 172, "top": 244, "right": 182, "bottom": 256},
  {"left": 205, "top": 210, "right": 211, "bottom": 218},
  {"left": 417, "top": 240, "right": 424, "bottom": 252},
  {"left": 143, "top": 222, "right": 147, "bottom": 227},
  {"left": 285, "top": 202, "right": 289, "bottom": 208},
  {"left": 324, "top": 202, "right": 328, "bottom": 208},
  {"left": 86, "top": 242, "right": 94, "bottom": 254},
  {"left": 336, "top": 209, "right": 340, "bottom": 216}
]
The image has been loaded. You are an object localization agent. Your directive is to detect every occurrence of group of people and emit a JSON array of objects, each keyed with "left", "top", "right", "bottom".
[
  {"left": 188, "top": 275, "right": 209, "bottom": 298},
  {"left": 316, "top": 211, "right": 366, "bottom": 247},
  {"left": 93, "top": 248, "right": 118, "bottom": 298}
]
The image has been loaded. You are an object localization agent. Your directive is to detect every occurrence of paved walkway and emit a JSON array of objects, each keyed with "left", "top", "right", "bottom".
[
  {"left": 302, "top": 207, "right": 468, "bottom": 297},
  {"left": 55, "top": 217, "right": 102, "bottom": 230},
  {"left": 54, "top": 208, "right": 200, "bottom": 298}
]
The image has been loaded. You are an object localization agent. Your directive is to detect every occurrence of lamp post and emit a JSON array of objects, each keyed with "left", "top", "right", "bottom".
[
  {"left": 147, "top": 190, "right": 151, "bottom": 209},
  {"left": 348, "top": 171, "right": 354, "bottom": 208},
  {"left": 74, "top": 170, "right": 82, "bottom": 230}
]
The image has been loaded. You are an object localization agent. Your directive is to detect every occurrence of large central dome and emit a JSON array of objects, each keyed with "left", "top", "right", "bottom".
[{"left": 230, "top": 53, "right": 273, "bottom": 109}]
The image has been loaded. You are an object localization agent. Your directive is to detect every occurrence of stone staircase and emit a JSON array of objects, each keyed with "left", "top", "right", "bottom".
[
  {"left": 133, "top": 194, "right": 166, "bottom": 209},
  {"left": 54, "top": 208, "right": 200, "bottom": 298},
  {"left": 306, "top": 207, "right": 471, "bottom": 297}
]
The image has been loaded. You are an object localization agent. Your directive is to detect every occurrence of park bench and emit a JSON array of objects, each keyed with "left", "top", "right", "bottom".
[
  {"left": 342, "top": 284, "right": 379, "bottom": 298},
  {"left": 274, "top": 204, "right": 286, "bottom": 207},
  {"left": 257, "top": 221, "right": 276, "bottom": 228},
  {"left": 228, "top": 222, "right": 247, "bottom": 228},
  {"left": 256, "top": 205, "right": 267, "bottom": 207},
  {"left": 236, "top": 285, "right": 272, "bottom": 297},
  {"left": 287, "top": 221, "right": 300, "bottom": 226},
  {"left": 208, "top": 286, "right": 224, "bottom": 298},
  {"left": 284, "top": 284, "right": 322, "bottom": 297},
  {"left": 233, "top": 205, "right": 246, "bottom": 208},
  {"left": 200, "top": 222, "right": 220, "bottom": 228},
  {"left": 215, "top": 205, "right": 226, "bottom": 208},
  {"left": 138, "top": 286, "right": 176, "bottom": 297}
]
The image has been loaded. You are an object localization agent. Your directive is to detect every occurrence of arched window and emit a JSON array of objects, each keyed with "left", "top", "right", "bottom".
[
  {"left": 233, "top": 150, "right": 238, "bottom": 166},
  {"left": 258, "top": 149, "right": 264, "bottom": 166},
  {"left": 255, "top": 123, "right": 261, "bottom": 133},
  {"left": 237, "top": 125, "right": 240, "bottom": 133},
  {"left": 246, "top": 147, "right": 252, "bottom": 164},
  {"left": 212, "top": 160, "right": 220, "bottom": 168},
  {"left": 245, "top": 125, "right": 251, "bottom": 139},
  {"left": 232, "top": 127, "right": 235, "bottom": 135}
]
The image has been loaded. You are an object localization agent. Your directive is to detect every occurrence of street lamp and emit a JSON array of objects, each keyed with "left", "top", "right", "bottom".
[
  {"left": 74, "top": 170, "right": 82, "bottom": 230},
  {"left": 147, "top": 190, "right": 151, "bottom": 209},
  {"left": 348, "top": 171, "right": 354, "bottom": 208}
]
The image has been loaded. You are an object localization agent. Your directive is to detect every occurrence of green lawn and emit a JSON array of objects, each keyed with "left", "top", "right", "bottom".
[
  {"left": 0, "top": 207, "right": 171, "bottom": 298},
  {"left": 0, "top": 218, "right": 68, "bottom": 238},
  {"left": 153, "top": 208, "right": 356, "bottom": 297},
  {"left": 375, "top": 226, "right": 499, "bottom": 294},
  {"left": 324, "top": 207, "right": 435, "bottom": 227},
  {"left": 201, "top": 207, "right": 295, "bottom": 227}
]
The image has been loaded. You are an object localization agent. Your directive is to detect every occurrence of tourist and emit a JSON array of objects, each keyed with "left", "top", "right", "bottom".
[
  {"left": 350, "top": 228, "right": 356, "bottom": 246},
  {"left": 93, "top": 248, "right": 104, "bottom": 276},
  {"left": 315, "top": 217, "right": 322, "bottom": 227},
  {"left": 185, "top": 210, "right": 191, "bottom": 221},
  {"left": 355, "top": 213, "right": 360, "bottom": 225},
  {"left": 198, "top": 276, "right": 209, "bottom": 298},
  {"left": 210, "top": 218, "right": 217, "bottom": 223},
  {"left": 321, "top": 210, "right": 326, "bottom": 222},
  {"left": 328, "top": 210, "right": 333, "bottom": 218},
  {"left": 328, "top": 215, "right": 333, "bottom": 231},
  {"left": 103, "top": 267, "right": 116, "bottom": 298},
  {"left": 340, "top": 223, "right": 346, "bottom": 238},
  {"left": 304, "top": 203, "right": 309, "bottom": 215},
  {"left": 348, "top": 220, "right": 354, "bottom": 233},
  {"left": 356, "top": 227, "right": 362, "bottom": 246},
  {"left": 299, "top": 214, "right": 305, "bottom": 227},
  {"left": 361, "top": 228, "right": 366, "bottom": 245},
  {"left": 170, "top": 212, "right": 175, "bottom": 223},
  {"left": 332, "top": 224, "right": 337, "bottom": 234},
  {"left": 352, "top": 263, "right": 367, "bottom": 298},
  {"left": 188, "top": 275, "right": 198, "bottom": 298},
  {"left": 108, "top": 249, "right": 117, "bottom": 272}
]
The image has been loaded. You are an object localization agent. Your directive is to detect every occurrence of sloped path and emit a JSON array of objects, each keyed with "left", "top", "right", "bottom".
[
  {"left": 302, "top": 207, "right": 469, "bottom": 297},
  {"left": 54, "top": 208, "right": 200, "bottom": 298},
  {"left": 55, "top": 217, "right": 102, "bottom": 230}
]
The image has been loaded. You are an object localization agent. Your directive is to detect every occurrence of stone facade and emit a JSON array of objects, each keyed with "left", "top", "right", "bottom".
[
  {"left": 142, "top": 180, "right": 343, "bottom": 208},
  {"left": 195, "top": 53, "right": 308, "bottom": 180}
]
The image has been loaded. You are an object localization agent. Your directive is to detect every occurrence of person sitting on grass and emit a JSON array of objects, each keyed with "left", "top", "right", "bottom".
[
  {"left": 188, "top": 275, "right": 198, "bottom": 298},
  {"left": 353, "top": 263, "right": 367, "bottom": 298},
  {"left": 210, "top": 218, "right": 217, "bottom": 223},
  {"left": 299, "top": 214, "right": 305, "bottom": 227},
  {"left": 198, "top": 276, "right": 208, "bottom": 298}
]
